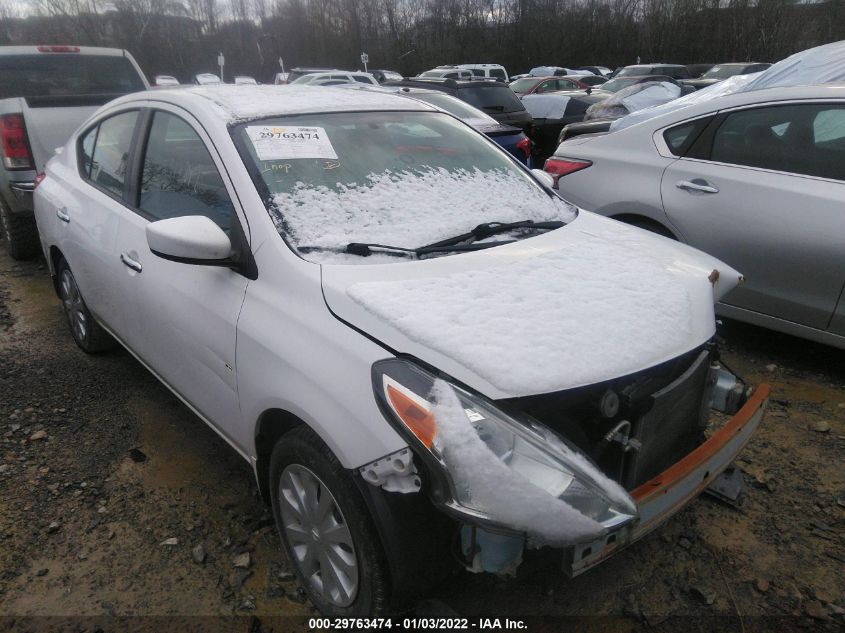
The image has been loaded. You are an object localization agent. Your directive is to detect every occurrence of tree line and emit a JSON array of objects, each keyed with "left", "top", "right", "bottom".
[{"left": 1, "top": 0, "right": 843, "bottom": 82}]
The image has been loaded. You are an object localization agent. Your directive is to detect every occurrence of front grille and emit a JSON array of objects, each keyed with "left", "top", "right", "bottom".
[
  {"left": 622, "top": 350, "right": 711, "bottom": 488},
  {"left": 503, "top": 344, "right": 715, "bottom": 491}
]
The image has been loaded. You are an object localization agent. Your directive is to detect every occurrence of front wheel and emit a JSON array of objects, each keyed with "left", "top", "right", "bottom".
[{"left": 269, "top": 426, "right": 390, "bottom": 616}]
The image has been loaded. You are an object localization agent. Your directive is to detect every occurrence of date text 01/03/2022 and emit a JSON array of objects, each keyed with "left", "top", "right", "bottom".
[{"left": 308, "top": 618, "right": 528, "bottom": 630}]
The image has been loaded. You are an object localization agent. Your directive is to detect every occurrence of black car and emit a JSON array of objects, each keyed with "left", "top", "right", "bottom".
[
  {"left": 616, "top": 64, "right": 692, "bottom": 80},
  {"left": 682, "top": 62, "right": 771, "bottom": 90},
  {"left": 383, "top": 77, "right": 533, "bottom": 131}
]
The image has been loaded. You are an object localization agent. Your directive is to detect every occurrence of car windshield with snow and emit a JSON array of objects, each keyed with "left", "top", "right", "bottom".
[
  {"left": 33, "top": 85, "right": 769, "bottom": 617},
  {"left": 232, "top": 109, "right": 567, "bottom": 262}
]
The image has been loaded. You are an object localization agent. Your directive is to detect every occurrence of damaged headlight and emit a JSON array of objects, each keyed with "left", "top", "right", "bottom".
[{"left": 373, "top": 359, "right": 638, "bottom": 545}]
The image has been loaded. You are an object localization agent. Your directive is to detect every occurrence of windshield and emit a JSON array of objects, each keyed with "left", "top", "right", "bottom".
[
  {"left": 599, "top": 77, "right": 640, "bottom": 92},
  {"left": 411, "top": 93, "right": 497, "bottom": 123},
  {"left": 0, "top": 54, "right": 145, "bottom": 99},
  {"left": 233, "top": 111, "right": 574, "bottom": 264},
  {"left": 701, "top": 65, "right": 743, "bottom": 79},
  {"left": 509, "top": 77, "right": 540, "bottom": 93},
  {"left": 459, "top": 85, "right": 524, "bottom": 113},
  {"left": 617, "top": 66, "right": 652, "bottom": 77}
]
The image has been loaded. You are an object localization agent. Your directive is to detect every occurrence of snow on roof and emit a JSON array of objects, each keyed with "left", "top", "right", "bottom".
[
  {"left": 184, "top": 84, "right": 435, "bottom": 122},
  {"left": 347, "top": 231, "right": 694, "bottom": 395},
  {"left": 521, "top": 94, "right": 572, "bottom": 119}
]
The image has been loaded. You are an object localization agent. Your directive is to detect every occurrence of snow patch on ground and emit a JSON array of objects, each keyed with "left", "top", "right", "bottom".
[
  {"left": 348, "top": 233, "right": 694, "bottom": 394},
  {"left": 431, "top": 380, "right": 606, "bottom": 545},
  {"left": 270, "top": 167, "right": 576, "bottom": 263}
]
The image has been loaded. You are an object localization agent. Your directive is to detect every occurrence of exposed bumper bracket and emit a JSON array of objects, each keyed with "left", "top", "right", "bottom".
[{"left": 564, "top": 384, "right": 770, "bottom": 577}]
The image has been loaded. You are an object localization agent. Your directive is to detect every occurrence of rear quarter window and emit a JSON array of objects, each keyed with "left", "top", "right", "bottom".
[{"left": 663, "top": 117, "right": 711, "bottom": 156}]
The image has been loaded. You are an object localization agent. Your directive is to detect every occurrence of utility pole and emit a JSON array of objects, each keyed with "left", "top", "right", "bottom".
[{"left": 218, "top": 52, "right": 225, "bottom": 82}]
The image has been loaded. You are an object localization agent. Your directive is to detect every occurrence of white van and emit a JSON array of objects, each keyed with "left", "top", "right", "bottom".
[{"left": 458, "top": 63, "right": 509, "bottom": 81}]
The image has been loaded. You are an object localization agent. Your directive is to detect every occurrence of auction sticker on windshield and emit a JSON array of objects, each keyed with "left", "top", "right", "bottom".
[{"left": 246, "top": 126, "right": 338, "bottom": 160}]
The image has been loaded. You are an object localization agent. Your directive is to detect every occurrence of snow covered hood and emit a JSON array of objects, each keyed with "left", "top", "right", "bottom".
[{"left": 322, "top": 212, "right": 742, "bottom": 400}]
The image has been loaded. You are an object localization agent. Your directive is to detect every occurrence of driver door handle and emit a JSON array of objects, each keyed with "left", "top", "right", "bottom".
[
  {"left": 676, "top": 180, "right": 719, "bottom": 194},
  {"left": 56, "top": 207, "right": 70, "bottom": 223},
  {"left": 120, "top": 252, "right": 142, "bottom": 273}
]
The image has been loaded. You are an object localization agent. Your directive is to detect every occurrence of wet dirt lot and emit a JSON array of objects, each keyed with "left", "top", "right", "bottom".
[{"left": 0, "top": 247, "right": 843, "bottom": 633}]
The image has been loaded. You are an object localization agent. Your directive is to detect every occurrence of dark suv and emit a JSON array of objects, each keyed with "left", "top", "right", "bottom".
[
  {"left": 616, "top": 64, "right": 692, "bottom": 80},
  {"left": 383, "top": 77, "right": 532, "bottom": 132}
]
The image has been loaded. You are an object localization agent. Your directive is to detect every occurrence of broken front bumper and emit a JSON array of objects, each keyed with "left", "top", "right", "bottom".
[{"left": 563, "top": 383, "right": 770, "bottom": 577}]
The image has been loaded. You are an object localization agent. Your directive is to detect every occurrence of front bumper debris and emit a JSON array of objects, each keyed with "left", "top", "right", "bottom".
[{"left": 563, "top": 384, "right": 770, "bottom": 577}]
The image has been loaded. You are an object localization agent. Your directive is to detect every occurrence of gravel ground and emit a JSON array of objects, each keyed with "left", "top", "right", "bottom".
[{"left": 0, "top": 247, "right": 843, "bottom": 633}]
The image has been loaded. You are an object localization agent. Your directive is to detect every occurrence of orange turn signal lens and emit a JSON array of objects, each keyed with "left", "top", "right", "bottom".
[{"left": 386, "top": 383, "right": 436, "bottom": 448}]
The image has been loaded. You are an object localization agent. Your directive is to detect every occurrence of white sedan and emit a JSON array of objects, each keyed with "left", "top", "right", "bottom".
[{"left": 34, "top": 84, "right": 766, "bottom": 615}]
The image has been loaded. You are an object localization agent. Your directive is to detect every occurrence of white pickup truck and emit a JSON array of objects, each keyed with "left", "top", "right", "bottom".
[{"left": 0, "top": 45, "right": 148, "bottom": 259}]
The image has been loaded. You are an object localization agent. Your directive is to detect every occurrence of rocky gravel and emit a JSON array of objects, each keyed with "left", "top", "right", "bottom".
[{"left": 0, "top": 247, "right": 843, "bottom": 632}]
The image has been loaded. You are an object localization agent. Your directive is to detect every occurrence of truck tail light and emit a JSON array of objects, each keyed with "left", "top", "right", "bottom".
[
  {"left": 34, "top": 172, "right": 47, "bottom": 189},
  {"left": 543, "top": 156, "right": 592, "bottom": 188},
  {"left": 1, "top": 114, "right": 35, "bottom": 171}
]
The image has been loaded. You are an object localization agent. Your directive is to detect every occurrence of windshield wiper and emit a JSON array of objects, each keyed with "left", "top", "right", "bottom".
[
  {"left": 344, "top": 240, "right": 516, "bottom": 257},
  {"left": 419, "top": 220, "right": 565, "bottom": 251},
  {"left": 301, "top": 220, "right": 562, "bottom": 259}
]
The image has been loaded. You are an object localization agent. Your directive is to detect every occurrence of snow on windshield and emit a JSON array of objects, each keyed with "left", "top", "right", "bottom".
[
  {"left": 269, "top": 167, "right": 576, "bottom": 263},
  {"left": 347, "top": 230, "right": 694, "bottom": 394}
]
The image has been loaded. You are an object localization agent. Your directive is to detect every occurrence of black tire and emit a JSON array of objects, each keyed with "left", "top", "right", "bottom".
[
  {"left": 0, "top": 198, "right": 40, "bottom": 260},
  {"left": 56, "top": 258, "right": 115, "bottom": 353},
  {"left": 269, "top": 426, "right": 390, "bottom": 616},
  {"left": 623, "top": 217, "right": 676, "bottom": 239}
]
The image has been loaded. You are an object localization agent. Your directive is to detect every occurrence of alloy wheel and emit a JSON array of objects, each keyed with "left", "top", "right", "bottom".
[
  {"left": 278, "top": 464, "right": 359, "bottom": 607},
  {"left": 59, "top": 268, "right": 87, "bottom": 344}
]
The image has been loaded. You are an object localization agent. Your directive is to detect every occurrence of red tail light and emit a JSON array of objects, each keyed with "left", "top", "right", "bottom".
[
  {"left": 34, "top": 172, "right": 47, "bottom": 189},
  {"left": 1, "top": 114, "right": 35, "bottom": 171},
  {"left": 543, "top": 156, "right": 592, "bottom": 188},
  {"left": 37, "top": 45, "right": 80, "bottom": 53},
  {"left": 515, "top": 136, "right": 532, "bottom": 158}
]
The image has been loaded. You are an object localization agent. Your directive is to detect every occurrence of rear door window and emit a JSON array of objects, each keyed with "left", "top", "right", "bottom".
[
  {"left": 138, "top": 111, "right": 233, "bottom": 231},
  {"left": 710, "top": 104, "right": 845, "bottom": 180},
  {"left": 490, "top": 69, "right": 506, "bottom": 80},
  {"left": 87, "top": 111, "right": 139, "bottom": 198}
]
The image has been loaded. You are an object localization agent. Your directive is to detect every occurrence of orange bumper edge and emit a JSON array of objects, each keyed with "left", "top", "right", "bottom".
[{"left": 632, "top": 383, "right": 771, "bottom": 504}]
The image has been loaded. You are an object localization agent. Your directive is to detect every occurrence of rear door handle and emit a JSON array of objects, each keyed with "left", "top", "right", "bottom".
[
  {"left": 676, "top": 180, "right": 719, "bottom": 194},
  {"left": 120, "top": 252, "right": 142, "bottom": 273},
  {"left": 56, "top": 207, "right": 70, "bottom": 223}
]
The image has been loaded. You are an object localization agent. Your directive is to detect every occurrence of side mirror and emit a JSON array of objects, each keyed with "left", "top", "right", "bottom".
[
  {"left": 531, "top": 169, "right": 555, "bottom": 188},
  {"left": 146, "top": 215, "right": 233, "bottom": 265}
]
